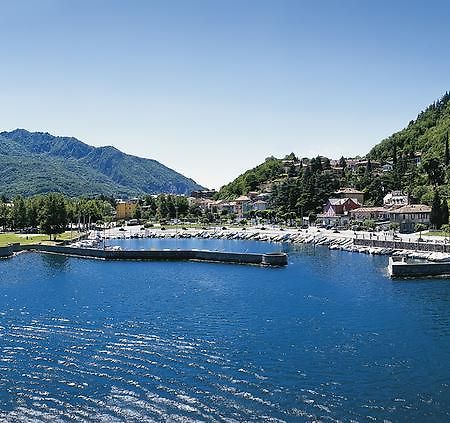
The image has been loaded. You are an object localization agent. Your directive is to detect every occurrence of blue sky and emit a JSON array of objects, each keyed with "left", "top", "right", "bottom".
[{"left": 1, "top": 0, "right": 450, "bottom": 189}]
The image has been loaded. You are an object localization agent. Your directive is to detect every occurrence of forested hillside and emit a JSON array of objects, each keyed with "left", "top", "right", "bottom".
[
  {"left": 216, "top": 92, "right": 450, "bottom": 222},
  {"left": 0, "top": 129, "right": 204, "bottom": 197},
  {"left": 369, "top": 92, "right": 450, "bottom": 161}
]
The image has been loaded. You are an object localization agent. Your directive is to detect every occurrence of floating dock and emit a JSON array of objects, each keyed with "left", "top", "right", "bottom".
[
  {"left": 388, "top": 256, "right": 450, "bottom": 278},
  {"left": 3, "top": 244, "right": 288, "bottom": 267}
]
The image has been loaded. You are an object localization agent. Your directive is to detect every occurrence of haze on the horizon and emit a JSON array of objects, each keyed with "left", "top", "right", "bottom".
[{"left": 1, "top": 0, "right": 450, "bottom": 190}]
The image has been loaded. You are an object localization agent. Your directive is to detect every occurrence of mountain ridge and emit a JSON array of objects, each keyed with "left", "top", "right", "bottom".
[{"left": 0, "top": 129, "right": 205, "bottom": 197}]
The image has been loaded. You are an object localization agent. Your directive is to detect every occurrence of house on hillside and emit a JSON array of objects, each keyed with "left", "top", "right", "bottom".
[
  {"left": 256, "top": 192, "right": 271, "bottom": 201},
  {"left": 334, "top": 188, "right": 364, "bottom": 205},
  {"left": 317, "top": 198, "right": 360, "bottom": 227},
  {"left": 413, "top": 152, "right": 422, "bottom": 166},
  {"left": 252, "top": 200, "right": 268, "bottom": 212},
  {"left": 190, "top": 189, "right": 217, "bottom": 199},
  {"left": 383, "top": 191, "right": 409, "bottom": 208}
]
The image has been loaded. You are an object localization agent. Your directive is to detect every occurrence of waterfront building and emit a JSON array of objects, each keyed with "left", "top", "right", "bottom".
[
  {"left": 350, "top": 206, "right": 390, "bottom": 221},
  {"left": 189, "top": 198, "right": 215, "bottom": 212},
  {"left": 317, "top": 197, "right": 360, "bottom": 226},
  {"left": 212, "top": 200, "right": 235, "bottom": 214},
  {"left": 116, "top": 199, "right": 138, "bottom": 219},
  {"left": 234, "top": 195, "right": 252, "bottom": 219},
  {"left": 389, "top": 204, "right": 431, "bottom": 233}
]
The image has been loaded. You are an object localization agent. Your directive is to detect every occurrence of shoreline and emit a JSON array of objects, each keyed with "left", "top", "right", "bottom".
[{"left": 91, "top": 226, "right": 450, "bottom": 263}]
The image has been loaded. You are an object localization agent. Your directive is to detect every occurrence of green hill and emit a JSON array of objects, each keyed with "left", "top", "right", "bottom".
[
  {"left": 216, "top": 92, "right": 450, "bottom": 223},
  {"left": 217, "top": 156, "right": 284, "bottom": 199},
  {"left": 0, "top": 129, "right": 204, "bottom": 197},
  {"left": 369, "top": 92, "right": 450, "bottom": 161}
]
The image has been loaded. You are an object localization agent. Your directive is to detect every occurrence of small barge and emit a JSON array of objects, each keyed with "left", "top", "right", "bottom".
[{"left": 388, "top": 256, "right": 450, "bottom": 278}]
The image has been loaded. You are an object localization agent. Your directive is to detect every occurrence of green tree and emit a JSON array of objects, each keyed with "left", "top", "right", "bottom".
[
  {"left": 132, "top": 205, "right": 142, "bottom": 219},
  {"left": 422, "top": 156, "right": 444, "bottom": 186},
  {"left": 38, "top": 193, "right": 68, "bottom": 240},
  {"left": 442, "top": 198, "right": 449, "bottom": 226},
  {"left": 11, "top": 196, "right": 28, "bottom": 230},
  {"left": 0, "top": 202, "right": 10, "bottom": 230},
  {"left": 430, "top": 189, "right": 443, "bottom": 229},
  {"left": 445, "top": 131, "right": 450, "bottom": 166}
]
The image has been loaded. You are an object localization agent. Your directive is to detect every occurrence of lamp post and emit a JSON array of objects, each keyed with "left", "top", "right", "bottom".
[{"left": 175, "top": 204, "right": 179, "bottom": 250}]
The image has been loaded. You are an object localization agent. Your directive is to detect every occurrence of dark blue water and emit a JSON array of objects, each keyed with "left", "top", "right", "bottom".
[{"left": 0, "top": 239, "right": 450, "bottom": 422}]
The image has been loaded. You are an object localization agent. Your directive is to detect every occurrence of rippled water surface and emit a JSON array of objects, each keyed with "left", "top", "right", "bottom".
[{"left": 1, "top": 239, "right": 450, "bottom": 422}]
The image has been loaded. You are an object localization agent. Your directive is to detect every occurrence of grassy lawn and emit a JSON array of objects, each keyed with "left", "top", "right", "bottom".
[
  {"left": 0, "top": 231, "right": 82, "bottom": 247},
  {"left": 423, "top": 231, "right": 450, "bottom": 237}
]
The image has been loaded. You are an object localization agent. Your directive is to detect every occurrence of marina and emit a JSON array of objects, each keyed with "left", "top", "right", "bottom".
[{"left": 1, "top": 238, "right": 450, "bottom": 421}]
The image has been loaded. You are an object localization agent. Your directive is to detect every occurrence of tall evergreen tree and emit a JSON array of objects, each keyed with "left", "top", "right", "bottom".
[
  {"left": 430, "top": 190, "right": 443, "bottom": 229},
  {"left": 445, "top": 131, "right": 450, "bottom": 166},
  {"left": 442, "top": 198, "right": 449, "bottom": 226}
]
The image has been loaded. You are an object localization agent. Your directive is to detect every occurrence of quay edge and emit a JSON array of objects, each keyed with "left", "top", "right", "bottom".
[{"left": 5, "top": 244, "right": 288, "bottom": 267}]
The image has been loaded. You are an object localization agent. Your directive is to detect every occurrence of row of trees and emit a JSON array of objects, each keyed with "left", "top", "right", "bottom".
[{"left": 0, "top": 194, "right": 114, "bottom": 239}]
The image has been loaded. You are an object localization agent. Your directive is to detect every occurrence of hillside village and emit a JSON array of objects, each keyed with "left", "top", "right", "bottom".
[{"left": 115, "top": 152, "right": 435, "bottom": 234}]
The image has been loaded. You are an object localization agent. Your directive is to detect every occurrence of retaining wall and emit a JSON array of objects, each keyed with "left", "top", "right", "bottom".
[{"left": 354, "top": 238, "right": 450, "bottom": 253}]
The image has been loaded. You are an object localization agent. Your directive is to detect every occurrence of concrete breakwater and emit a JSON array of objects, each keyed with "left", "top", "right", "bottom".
[{"left": 6, "top": 244, "right": 288, "bottom": 267}]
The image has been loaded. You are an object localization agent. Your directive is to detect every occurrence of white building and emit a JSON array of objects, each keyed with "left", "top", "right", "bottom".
[{"left": 383, "top": 191, "right": 409, "bottom": 208}]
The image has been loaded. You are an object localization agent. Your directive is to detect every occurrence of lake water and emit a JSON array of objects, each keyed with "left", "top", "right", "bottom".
[{"left": 0, "top": 239, "right": 450, "bottom": 422}]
